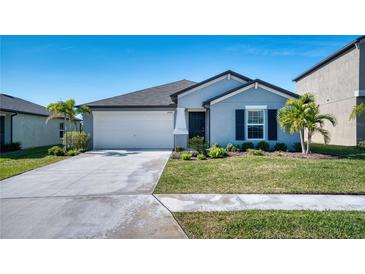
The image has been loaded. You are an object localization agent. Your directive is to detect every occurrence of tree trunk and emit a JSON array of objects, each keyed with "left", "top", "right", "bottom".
[
  {"left": 69, "top": 120, "right": 73, "bottom": 150},
  {"left": 306, "top": 132, "right": 312, "bottom": 155},
  {"left": 63, "top": 116, "right": 67, "bottom": 151},
  {"left": 299, "top": 128, "right": 305, "bottom": 154}
]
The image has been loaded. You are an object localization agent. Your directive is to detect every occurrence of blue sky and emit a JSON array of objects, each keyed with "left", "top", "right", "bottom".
[{"left": 0, "top": 35, "right": 359, "bottom": 107}]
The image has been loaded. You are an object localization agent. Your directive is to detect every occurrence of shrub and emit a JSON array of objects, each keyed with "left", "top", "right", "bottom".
[
  {"left": 208, "top": 147, "right": 227, "bottom": 158},
  {"left": 358, "top": 140, "right": 365, "bottom": 148},
  {"left": 171, "top": 152, "right": 181, "bottom": 159},
  {"left": 65, "top": 149, "right": 80, "bottom": 156},
  {"left": 241, "top": 142, "right": 254, "bottom": 152},
  {"left": 256, "top": 141, "right": 270, "bottom": 151},
  {"left": 246, "top": 148, "right": 264, "bottom": 156},
  {"left": 293, "top": 142, "right": 302, "bottom": 152},
  {"left": 175, "top": 146, "right": 184, "bottom": 152},
  {"left": 274, "top": 143, "right": 287, "bottom": 152},
  {"left": 197, "top": 153, "right": 206, "bottom": 160},
  {"left": 0, "top": 142, "right": 21, "bottom": 152},
  {"left": 211, "top": 143, "right": 221, "bottom": 149},
  {"left": 180, "top": 152, "right": 192, "bottom": 160},
  {"left": 48, "top": 146, "right": 65, "bottom": 156},
  {"left": 226, "top": 143, "right": 240, "bottom": 152},
  {"left": 63, "top": 131, "right": 89, "bottom": 150},
  {"left": 188, "top": 136, "right": 207, "bottom": 153},
  {"left": 188, "top": 150, "right": 199, "bottom": 157}
]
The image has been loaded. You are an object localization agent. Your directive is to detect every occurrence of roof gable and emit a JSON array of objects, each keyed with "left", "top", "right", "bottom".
[
  {"left": 84, "top": 80, "right": 196, "bottom": 108},
  {"left": 170, "top": 70, "right": 252, "bottom": 101},
  {"left": 203, "top": 79, "right": 299, "bottom": 106}
]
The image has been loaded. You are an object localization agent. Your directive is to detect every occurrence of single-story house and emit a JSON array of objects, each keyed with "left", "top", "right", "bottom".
[
  {"left": 0, "top": 94, "right": 81, "bottom": 149},
  {"left": 294, "top": 35, "right": 365, "bottom": 146},
  {"left": 83, "top": 70, "right": 300, "bottom": 150}
]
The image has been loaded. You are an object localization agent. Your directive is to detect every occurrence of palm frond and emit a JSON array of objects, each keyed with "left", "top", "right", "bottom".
[{"left": 350, "top": 103, "right": 365, "bottom": 120}]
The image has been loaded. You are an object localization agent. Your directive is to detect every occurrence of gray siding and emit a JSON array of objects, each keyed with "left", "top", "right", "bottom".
[
  {"left": 82, "top": 112, "right": 94, "bottom": 149},
  {"left": 296, "top": 47, "right": 360, "bottom": 145},
  {"left": 210, "top": 87, "right": 299, "bottom": 149},
  {"left": 178, "top": 78, "right": 244, "bottom": 108}
]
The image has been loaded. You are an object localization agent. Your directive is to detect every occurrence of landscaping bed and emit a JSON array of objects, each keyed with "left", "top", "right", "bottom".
[{"left": 174, "top": 210, "right": 365, "bottom": 239}]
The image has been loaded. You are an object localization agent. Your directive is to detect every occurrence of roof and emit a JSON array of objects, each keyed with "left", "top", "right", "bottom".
[
  {"left": 84, "top": 80, "right": 196, "bottom": 108},
  {"left": 170, "top": 70, "right": 252, "bottom": 101},
  {"left": 0, "top": 94, "right": 81, "bottom": 120},
  {"left": 293, "top": 35, "right": 365, "bottom": 81},
  {"left": 202, "top": 79, "right": 299, "bottom": 106}
]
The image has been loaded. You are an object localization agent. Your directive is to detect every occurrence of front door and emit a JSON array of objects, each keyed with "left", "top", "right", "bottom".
[{"left": 188, "top": 112, "right": 205, "bottom": 139}]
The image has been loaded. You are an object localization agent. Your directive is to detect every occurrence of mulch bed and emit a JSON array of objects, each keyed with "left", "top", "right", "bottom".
[{"left": 227, "top": 151, "right": 340, "bottom": 160}]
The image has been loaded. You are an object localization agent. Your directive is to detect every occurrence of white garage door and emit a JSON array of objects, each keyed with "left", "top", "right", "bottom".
[{"left": 93, "top": 111, "right": 174, "bottom": 149}]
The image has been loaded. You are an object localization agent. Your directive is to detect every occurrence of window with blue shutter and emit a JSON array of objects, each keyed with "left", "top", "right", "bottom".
[{"left": 268, "top": 109, "right": 278, "bottom": 141}]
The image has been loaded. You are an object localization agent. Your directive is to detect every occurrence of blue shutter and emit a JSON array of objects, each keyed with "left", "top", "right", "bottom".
[
  {"left": 268, "top": 109, "right": 278, "bottom": 141},
  {"left": 235, "top": 109, "right": 245, "bottom": 140}
]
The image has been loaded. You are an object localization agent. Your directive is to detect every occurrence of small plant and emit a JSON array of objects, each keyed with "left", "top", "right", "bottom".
[
  {"left": 241, "top": 142, "right": 254, "bottom": 152},
  {"left": 256, "top": 141, "right": 270, "bottom": 151},
  {"left": 65, "top": 149, "right": 80, "bottom": 156},
  {"left": 197, "top": 153, "right": 206, "bottom": 160},
  {"left": 0, "top": 142, "right": 21, "bottom": 152},
  {"left": 189, "top": 150, "right": 199, "bottom": 157},
  {"left": 180, "top": 152, "right": 192, "bottom": 160},
  {"left": 226, "top": 143, "right": 240, "bottom": 152},
  {"left": 208, "top": 147, "right": 227, "bottom": 158},
  {"left": 293, "top": 142, "right": 302, "bottom": 152},
  {"left": 211, "top": 143, "right": 221, "bottom": 149},
  {"left": 274, "top": 143, "right": 287, "bottom": 152},
  {"left": 48, "top": 146, "right": 65, "bottom": 156},
  {"left": 63, "top": 131, "right": 89, "bottom": 151},
  {"left": 357, "top": 140, "right": 365, "bottom": 149},
  {"left": 175, "top": 146, "right": 184, "bottom": 152},
  {"left": 246, "top": 148, "right": 264, "bottom": 156},
  {"left": 188, "top": 136, "right": 208, "bottom": 153},
  {"left": 171, "top": 152, "right": 181, "bottom": 159}
]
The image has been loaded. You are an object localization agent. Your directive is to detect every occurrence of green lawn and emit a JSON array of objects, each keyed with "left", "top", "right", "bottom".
[
  {"left": 175, "top": 210, "right": 365, "bottom": 239},
  {"left": 0, "top": 146, "right": 68, "bottom": 180},
  {"left": 311, "top": 143, "right": 365, "bottom": 159},
  {"left": 155, "top": 147, "right": 365, "bottom": 194}
]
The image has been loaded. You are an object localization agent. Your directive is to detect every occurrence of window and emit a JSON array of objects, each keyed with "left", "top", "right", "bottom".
[
  {"left": 59, "top": 122, "right": 64, "bottom": 138},
  {"left": 247, "top": 110, "right": 264, "bottom": 139}
]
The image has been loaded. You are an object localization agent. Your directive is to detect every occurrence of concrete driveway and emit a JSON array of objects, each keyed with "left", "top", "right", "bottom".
[{"left": 0, "top": 150, "right": 186, "bottom": 239}]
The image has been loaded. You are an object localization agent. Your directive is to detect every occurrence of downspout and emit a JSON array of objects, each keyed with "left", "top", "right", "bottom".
[{"left": 10, "top": 113, "right": 17, "bottom": 143}]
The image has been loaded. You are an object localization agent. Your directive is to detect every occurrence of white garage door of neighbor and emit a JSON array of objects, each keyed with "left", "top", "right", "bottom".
[{"left": 93, "top": 111, "right": 174, "bottom": 149}]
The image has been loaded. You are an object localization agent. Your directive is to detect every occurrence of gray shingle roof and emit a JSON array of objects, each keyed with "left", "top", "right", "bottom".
[
  {"left": 0, "top": 93, "right": 52, "bottom": 116},
  {"left": 0, "top": 94, "right": 81, "bottom": 120},
  {"left": 84, "top": 80, "right": 196, "bottom": 108}
]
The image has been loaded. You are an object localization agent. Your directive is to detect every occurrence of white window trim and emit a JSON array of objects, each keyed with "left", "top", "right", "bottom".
[
  {"left": 59, "top": 122, "right": 65, "bottom": 139},
  {"left": 246, "top": 109, "right": 265, "bottom": 140}
]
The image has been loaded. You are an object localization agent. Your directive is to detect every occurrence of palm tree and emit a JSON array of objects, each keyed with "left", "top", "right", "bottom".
[
  {"left": 304, "top": 103, "right": 336, "bottom": 154},
  {"left": 350, "top": 103, "right": 365, "bottom": 120},
  {"left": 47, "top": 99, "right": 90, "bottom": 151},
  {"left": 278, "top": 93, "right": 314, "bottom": 154}
]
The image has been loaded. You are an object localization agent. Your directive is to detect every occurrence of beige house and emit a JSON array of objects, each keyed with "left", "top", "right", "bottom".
[{"left": 294, "top": 35, "right": 365, "bottom": 146}]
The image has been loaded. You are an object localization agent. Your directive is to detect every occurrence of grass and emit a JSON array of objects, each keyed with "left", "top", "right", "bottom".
[
  {"left": 174, "top": 210, "right": 365, "bottom": 239},
  {"left": 311, "top": 143, "right": 365, "bottom": 159},
  {"left": 155, "top": 147, "right": 365, "bottom": 194},
  {"left": 0, "top": 145, "right": 68, "bottom": 180}
]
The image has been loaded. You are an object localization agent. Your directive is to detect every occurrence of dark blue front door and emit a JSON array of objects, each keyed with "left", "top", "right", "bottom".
[{"left": 188, "top": 112, "right": 205, "bottom": 139}]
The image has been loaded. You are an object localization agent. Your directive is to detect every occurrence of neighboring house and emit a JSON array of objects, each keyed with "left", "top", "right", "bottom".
[
  {"left": 0, "top": 94, "right": 81, "bottom": 149},
  {"left": 294, "top": 35, "right": 365, "bottom": 146},
  {"left": 83, "top": 70, "right": 299, "bottom": 150}
]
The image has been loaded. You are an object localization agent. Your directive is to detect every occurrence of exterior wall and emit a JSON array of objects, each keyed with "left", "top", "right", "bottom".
[
  {"left": 12, "top": 114, "right": 80, "bottom": 149},
  {"left": 83, "top": 112, "right": 94, "bottom": 149},
  {"left": 1, "top": 113, "right": 12, "bottom": 144},
  {"left": 210, "top": 87, "right": 299, "bottom": 149},
  {"left": 359, "top": 39, "right": 365, "bottom": 90},
  {"left": 296, "top": 47, "right": 360, "bottom": 145},
  {"left": 175, "top": 78, "right": 244, "bottom": 148}
]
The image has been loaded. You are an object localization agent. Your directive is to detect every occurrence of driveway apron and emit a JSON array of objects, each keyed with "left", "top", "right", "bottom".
[{"left": 0, "top": 150, "right": 186, "bottom": 239}]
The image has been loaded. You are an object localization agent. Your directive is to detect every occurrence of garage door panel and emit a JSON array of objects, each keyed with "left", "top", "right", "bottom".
[{"left": 93, "top": 111, "right": 174, "bottom": 149}]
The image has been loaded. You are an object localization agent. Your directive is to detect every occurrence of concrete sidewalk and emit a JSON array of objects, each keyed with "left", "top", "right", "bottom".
[{"left": 155, "top": 194, "right": 365, "bottom": 212}]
